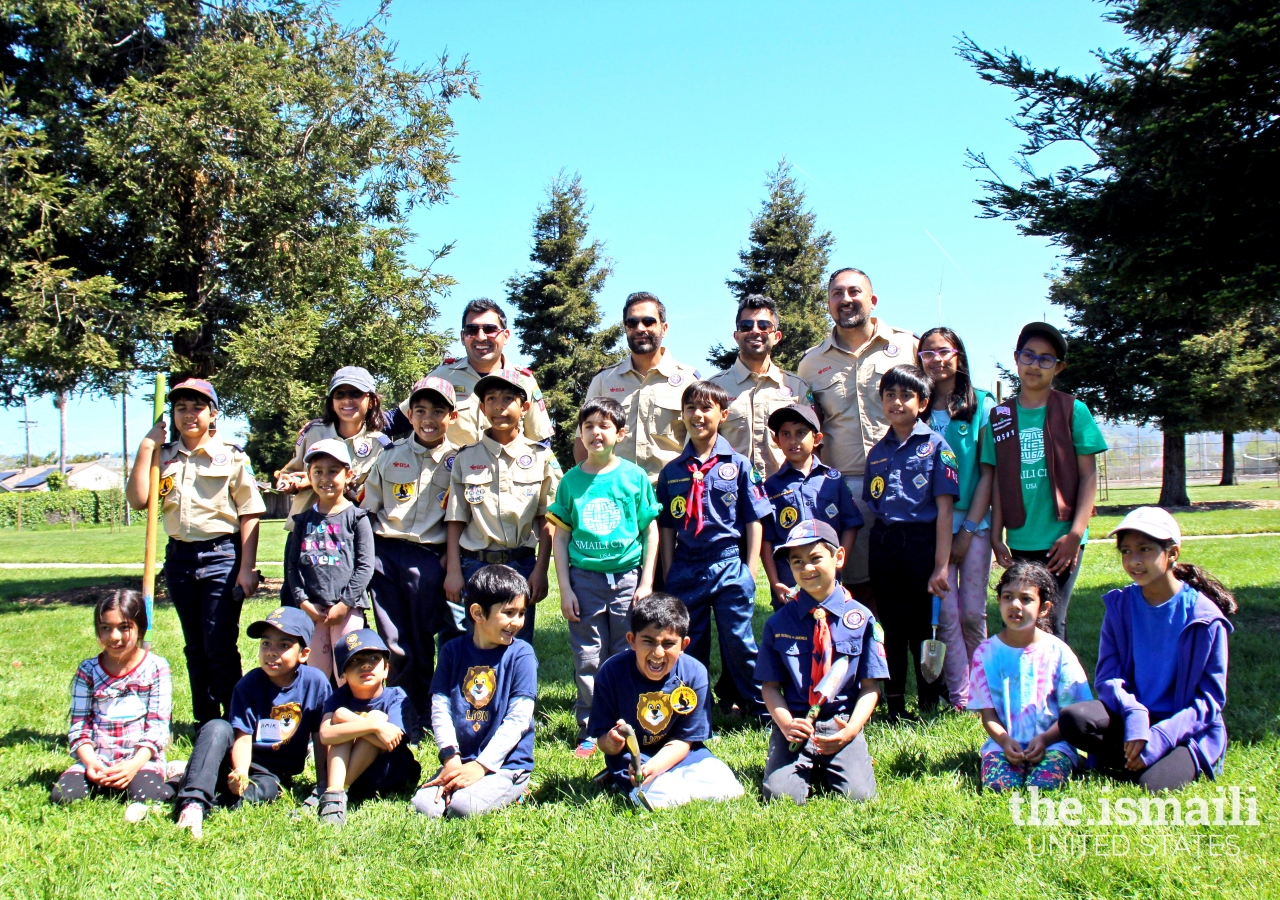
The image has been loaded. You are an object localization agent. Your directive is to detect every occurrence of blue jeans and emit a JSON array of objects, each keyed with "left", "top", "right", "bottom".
[
  {"left": 175, "top": 719, "right": 289, "bottom": 811},
  {"left": 164, "top": 536, "right": 243, "bottom": 727},
  {"left": 458, "top": 555, "right": 538, "bottom": 643}
]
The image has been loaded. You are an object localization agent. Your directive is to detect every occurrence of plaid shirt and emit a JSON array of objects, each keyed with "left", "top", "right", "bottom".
[{"left": 67, "top": 652, "right": 171, "bottom": 768}]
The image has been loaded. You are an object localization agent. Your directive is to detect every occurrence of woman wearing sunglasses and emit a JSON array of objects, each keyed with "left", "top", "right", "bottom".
[{"left": 979, "top": 322, "right": 1108, "bottom": 642}]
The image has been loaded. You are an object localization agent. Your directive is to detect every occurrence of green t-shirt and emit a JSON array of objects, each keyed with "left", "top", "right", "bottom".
[
  {"left": 980, "top": 398, "right": 1108, "bottom": 551},
  {"left": 545, "top": 458, "right": 661, "bottom": 573}
]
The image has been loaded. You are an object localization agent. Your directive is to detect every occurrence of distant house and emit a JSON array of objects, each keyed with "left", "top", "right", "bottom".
[
  {"left": 0, "top": 459, "right": 123, "bottom": 492},
  {"left": 0, "top": 465, "right": 57, "bottom": 492}
]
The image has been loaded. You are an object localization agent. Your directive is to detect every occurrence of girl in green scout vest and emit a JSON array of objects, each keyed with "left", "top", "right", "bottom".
[
  {"left": 980, "top": 323, "right": 1108, "bottom": 642},
  {"left": 918, "top": 328, "right": 995, "bottom": 710}
]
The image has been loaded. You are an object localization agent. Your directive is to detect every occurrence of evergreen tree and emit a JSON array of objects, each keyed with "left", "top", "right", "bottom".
[
  {"left": 709, "top": 161, "right": 834, "bottom": 372},
  {"left": 507, "top": 172, "right": 623, "bottom": 468}
]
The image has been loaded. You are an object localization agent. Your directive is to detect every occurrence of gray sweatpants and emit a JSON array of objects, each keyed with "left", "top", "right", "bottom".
[
  {"left": 411, "top": 768, "right": 528, "bottom": 819},
  {"left": 762, "top": 720, "right": 876, "bottom": 805},
  {"left": 568, "top": 566, "right": 638, "bottom": 729}
]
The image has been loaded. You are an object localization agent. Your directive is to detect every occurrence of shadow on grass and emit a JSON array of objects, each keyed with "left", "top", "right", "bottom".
[
  {"left": 527, "top": 772, "right": 623, "bottom": 809},
  {"left": 0, "top": 728, "right": 65, "bottom": 752}
]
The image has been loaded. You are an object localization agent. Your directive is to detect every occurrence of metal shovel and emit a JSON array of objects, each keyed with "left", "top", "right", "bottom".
[{"left": 920, "top": 594, "right": 946, "bottom": 683}]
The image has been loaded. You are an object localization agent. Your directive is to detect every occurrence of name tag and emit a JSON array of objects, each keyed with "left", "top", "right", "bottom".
[{"left": 256, "top": 718, "right": 285, "bottom": 742}]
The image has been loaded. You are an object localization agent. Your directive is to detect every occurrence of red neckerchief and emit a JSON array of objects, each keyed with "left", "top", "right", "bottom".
[
  {"left": 684, "top": 455, "right": 720, "bottom": 535},
  {"left": 809, "top": 606, "right": 833, "bottom": 707}
]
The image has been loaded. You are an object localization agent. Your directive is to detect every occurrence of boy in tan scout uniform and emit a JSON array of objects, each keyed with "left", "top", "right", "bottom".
[
  {"left": 127, "top": 378, "right": 265, "bottom": 729},
  {"left": 361, "top": 376, "right": 460, "bottom": 715},
  {"left": 445, "top": 369, "right": 560, "bottom": 643}
]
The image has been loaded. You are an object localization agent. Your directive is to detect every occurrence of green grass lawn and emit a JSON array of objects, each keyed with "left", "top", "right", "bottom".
[
  {"left": 1100, "top": 481, "right": 1280, "bottom": 507},
  {"left": 0, "top": 520, "right": 291, "bottom": 564},
  {"left": 0, "top": 532, "right": 1274, "bottom": 898}
]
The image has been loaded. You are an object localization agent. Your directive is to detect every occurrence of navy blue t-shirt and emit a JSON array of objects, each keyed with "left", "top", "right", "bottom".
[
  {"left": 229, "top": 666, "right": 332, "bottom": 778},
  {"left": 323, "top": 682, "right": 420, "bottom": 762},
  {"left": 430, "top": 637, "right": 538, "bottom": 773},
  {"left": 588, "top": 651, "right": 712, "bottom": 789}
]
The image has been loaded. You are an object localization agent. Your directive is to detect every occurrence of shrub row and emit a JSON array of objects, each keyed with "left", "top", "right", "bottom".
[{"left": 0, "top": 488, "right": 132, "bottom": 528}]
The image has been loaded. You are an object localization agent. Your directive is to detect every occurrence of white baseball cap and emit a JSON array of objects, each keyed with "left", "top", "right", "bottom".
[
  {"left": 303, "top": 438, "right": 353, "bottom": 468},
  {"left": 1108, "top": 506, "right": 1181, "bottom": 546}
]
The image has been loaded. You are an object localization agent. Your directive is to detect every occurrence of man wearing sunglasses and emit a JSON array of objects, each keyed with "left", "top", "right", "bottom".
[
  {"left": 797, "top": 267, "right": 918, "bottom": 604},
  {"left": 580, "top": 292, "right": 699, "bottom": 484},
  {"left": 708, "top": 295, "right": 811, "bottom": 478},
  {"left": 418, "top": 298, "right": 555, "bottom": 448}
]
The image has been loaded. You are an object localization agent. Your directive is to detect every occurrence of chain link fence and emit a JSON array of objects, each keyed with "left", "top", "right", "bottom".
[{"left": 1099, "top": 428, "right": 1280, "bottom": 488}]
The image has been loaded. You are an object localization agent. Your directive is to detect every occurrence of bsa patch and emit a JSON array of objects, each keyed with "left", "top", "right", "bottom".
[
  {"left": 445, "top": 454, "right": 456, "bottom": 471},
  {"left": 212, "top": 452, "right": 228, "bottom": 466},
  {"left": 912, "top": 473, "right": 928, "bottom": 490},
  {"left": 463, "top": 666, "right": 497, "bottom": 709},
  {"left": 842, "top": 609, "right": 865, "bottom": 630},
  {"left": 779, "top": 506, "right": 799, "bottom": 529},
  {"left": 355, "top": 439, "right": 371, "bottom": 457},
  {"left": 670, "top": 685, "right": 698, "bottom": 715},
  {"left": 916, "top": 441, "right": 934, "bottom": 457},
  {"left": 464, "top": 484, "right": 486, "bottom": 504},
  {"left": 825, "top": 503, "right": 839, "bottom": 518},
  {"left": 884, "top": 343, "right": 900, "bottom": 357},
  {"left": 517, "top": 454, "right": 534, "bottom": 469},
  {"left": 668, "top": 373, "right": 684, "bottom": 387},
  {"left": 393, "top": 483, "right": 415, "bottom": 502},
  {"left": 718, "top": 462, "right": 738, "bottom": 480},
  {"left": 825, "top": 467, "right": 841, "bottom": 479},
  {"left": 940, "top": 449, "right": 958, "bottom": 468},
  {"left": 670, "top": 495, "right": 686, "bottom": 519},
  {"left": 158, "top": 475, "right": 175, "bottom": 498},
  {"left": 636, "top": 691, "right": 673, "bottom": 735},
  {"left": 869, "top": 476, "right": 885, "bottom": 499}
]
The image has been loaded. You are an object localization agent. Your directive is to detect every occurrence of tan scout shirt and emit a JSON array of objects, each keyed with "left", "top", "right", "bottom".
[
  {"left": 361, "top": 436, "right": 457, "bottom": 544},
  {"left": 797, "top": 320, "right": 919, "bottom": 475},
  {"left": 584, "top": 349, "right": 699, "bottom": 483},
  {"left": 446, "top": 435, "right": 560, "bottom": 552},
  {"left": 158, "top": 438, "right": 266, "bottom": 542},
  {"left": 709, "top": 358, "right": 812, "bottom": 478},
  {"left": 422, "top": 356, "right": 554, "bottom": 448},
  {"left": 279, "top": 422, "right": 386, "bottom": 531}
]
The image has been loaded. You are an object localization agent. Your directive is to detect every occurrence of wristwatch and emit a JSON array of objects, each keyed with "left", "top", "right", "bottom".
[
  {"left": 438, "top": 745, "right": 459, "bottom": 764},
  {"left": 961, "top": 519, "right": 981, "bottom": 534}
]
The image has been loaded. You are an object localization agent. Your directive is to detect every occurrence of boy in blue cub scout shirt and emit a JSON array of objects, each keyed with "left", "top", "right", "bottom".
[
  {"left": 175, "top": 607, "right": 332, "bottom": 839},
  {"left": 413, "top": 565, "right": 538, "bottom": 820},
  {"left": 656, "top": 380, "right": 774, "bottom": 715},
  {"left": 758, "top": 521, "right": 888, "bottom": 805},
  {"left": 588, "top": 593, "right": 744, "bottom": 809},
  {"left": 759, "top": 404, "right": 863, "bottom": 609},
  {"left": 862, "top": 364, "right": 959, "bottom": 719}
]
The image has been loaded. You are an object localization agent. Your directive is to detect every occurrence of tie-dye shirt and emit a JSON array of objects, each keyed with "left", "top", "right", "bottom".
[{"left": 969, "top": 633, "right": 1093, "bottom": 764}]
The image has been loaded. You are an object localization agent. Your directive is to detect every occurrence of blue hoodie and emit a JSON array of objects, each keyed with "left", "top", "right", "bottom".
[{"left": 1095, "top": 583, "right": 1233, "bottom": 776}]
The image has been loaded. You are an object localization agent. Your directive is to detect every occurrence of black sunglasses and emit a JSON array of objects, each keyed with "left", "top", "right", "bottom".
[
  {"left": 625, "top": 316, "right": 660, "bottom": 329},
  {"left": 737, "top": 319, "right": 776, "bottom": 333},
  {"left": 462, "top": 323, "right": 503, "bottom": 337}
]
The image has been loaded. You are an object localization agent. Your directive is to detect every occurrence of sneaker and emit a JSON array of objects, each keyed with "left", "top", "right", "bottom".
[
  {"left": 176, "top": 802, "right": 204, "bottom": 840},
  {"left": 318, "top": 789, "right": 347, "bottom": 827},
  {"left": 123, "top": 802, "right": 149, "bottom": 824},
  {"left": 165, "top": 759, "right": 188, "bottom": 782},
  {"left": 574, "top": 737, "right": 597, "bottom": 759},
  {"left": 301, "top": 785, "right": 322, "bottom": 810}
]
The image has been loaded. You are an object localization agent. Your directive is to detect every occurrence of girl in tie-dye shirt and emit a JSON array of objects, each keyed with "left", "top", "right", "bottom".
[{"left": 969, "top": 560, "right": 1092, "bottom": 791}]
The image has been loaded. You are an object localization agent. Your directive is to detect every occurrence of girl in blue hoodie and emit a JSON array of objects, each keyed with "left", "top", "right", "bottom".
[{"left": 1059, "top": 507, "right": 1235, "bottom": 792}]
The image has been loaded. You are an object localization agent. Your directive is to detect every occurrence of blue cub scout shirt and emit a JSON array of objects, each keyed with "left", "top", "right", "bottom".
[
  {"left": 862, "top": 421, "right": 959, "bottom": 524},
  {"left": 430, "top": 636, "right": 538, "bottom": 773},
  {"left": 764, "top": 460, "right": 864, "bottom": 579},
  {"left": 656, "top": 436, "right": 774, "bottom": 559},
  {"left": 755, "top": 585, "right": 890, "bottom": 717}
]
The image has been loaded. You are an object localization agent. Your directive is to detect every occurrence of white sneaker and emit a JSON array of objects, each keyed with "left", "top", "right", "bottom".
[
  {"left": 165, "top": 759, "right": 187, "bottom": 782},
  {"left": 176, "top": 802, "right": 204, "bottom": 840},
  {"left": 123, "top": 802, "right": 149, "bottom": 824}
]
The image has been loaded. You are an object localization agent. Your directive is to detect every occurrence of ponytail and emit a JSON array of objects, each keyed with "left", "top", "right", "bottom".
[{"left": 1173, "top": 563, "right": 1237, "bottom": 616}]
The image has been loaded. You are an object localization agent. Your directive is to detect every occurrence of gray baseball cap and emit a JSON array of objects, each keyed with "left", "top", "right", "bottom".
[{"left": 329, "top": 366, "right": 377, "bottom": 395}]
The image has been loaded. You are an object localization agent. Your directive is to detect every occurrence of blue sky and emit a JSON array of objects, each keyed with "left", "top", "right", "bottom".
[{"left": 0, "top": 0, "right": 1127, "bottom": 460}]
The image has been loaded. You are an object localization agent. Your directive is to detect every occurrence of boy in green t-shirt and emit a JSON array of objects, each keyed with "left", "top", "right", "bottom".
[
  {"left": 548, "top": 397, "right": 661, "bottom": 751},
  {"left": 980, "top": 322, "right": 1108, "bottom": 640}
]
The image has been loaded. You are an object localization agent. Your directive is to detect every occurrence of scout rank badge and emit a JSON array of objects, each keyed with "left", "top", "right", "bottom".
[
  {"left": 913, "top": 473, "right": 928, "bottom": 489},
  {"left": 670, "top": 685, "right": 698, "bottom": 715},
  {"left": 825, "top": 502, "right": 839, "bottom": 518},
  {"left": 869, "top": 475, "right": 885, "bottom": 499},
  {"left": 393, "top": 483, "right": 415, "bottom": 502},
  {"left": 779, "top": 506, "right": 800, "bottom": 529},
  {"left": 465, "top": 484, "right": 487, "bottom": 504}
]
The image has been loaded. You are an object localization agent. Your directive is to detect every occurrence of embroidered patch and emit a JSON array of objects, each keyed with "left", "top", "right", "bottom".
[
  {"left": 212, "top": 452, "right": 228, "bottom": 466},
  {"left": 445, "top": 455, "right": 456, "bottom": 471},
  {"left": 670, "top": 495, "right": 686, "bottom": 519},
  {"left": 884, "top": 344, "right": 900, "bottom": 357},
  {"left": 517, "top": 454, "right": 534, "bottom": 468},
  {"left": 916, "top": 442, "right": 934, "bottom": 457},
  {"left": 723, "top": 492, "right": 737, "bottom": 506},
  {"left": 158, "top": 475, "right": 175, "bottom": 498},
  {"left": 718, "top": 462, "right": 738, "bottom": 480},
  {"left": 842, "top": 609, "right": 865, "bottom": 630},
  {"left": 912, "top": 473, "right": 928, "bottom": 490},
  {"left": 464, "top": 484, "right": 486, "bottom": 504},
  {"left": 872, "top": 622, "right": 885, "bottom": 643},
  {"left": 437, "top": 489, "right": 448, "bottom": 508},
  {"left": 779, "top": 386, "right": 793, "bottom": 397},
  {"left": 668, "top": 373, "right": 684, "bottom": 387},
  {"left": 392, "top": 483, "right": 414, "bottom": 502},
  {"left": 825, "top": 503, "right": 839, "bottom": 518},
  {"left": 825, "top": 467, "right": 841, "bottom": 479},
  {"left": 869, "top": 476, "right": 885, "bottom": 499},
  {"left": 779, "top": 506, "right": 799, "bottom": 529},
  {"left": 749, "top": 467, "right": 763, "bottom": 485},
  {"left": 940, "top": 449, "right": 958, "bottom": 467},
  {"left": 670, "top": 685, "right": 698, "bottom": 715},
  {"left": 355, "top": 439, "right": 371, "bottom": 457}
]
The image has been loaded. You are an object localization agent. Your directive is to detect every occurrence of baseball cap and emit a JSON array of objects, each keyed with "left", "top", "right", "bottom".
[
  {"left": 1017, "top": 322, "right": 1068, "bottom": 360},
  {"left": 406, "top": 375, "right": 457, "bottom": 410},
  {"left": 474, "top": 368, "right": 528, "bottom": 402},
  {"left": 303, "top": 438, "right": 353, "bottom": 468},
  {"left": 1108, "top": 506, "right": 1181, "bottom": 546},
  {"left": 167, "top": 378, "right": 219, "bottom": 409},
  {"left": 246, "top": 607, "right": 315, "bottom": 647},
  {"left": 768, "top": 404, "right": 821, "bottom": 435},
  {"left": 329, "top": 366, "right": 377, "bottom": 395},
  {"left": 334, "top": 628, "right": 390, "bottom": 673},
  {"left": 772, "top": 519, "right": 841, "bottom": 561}
]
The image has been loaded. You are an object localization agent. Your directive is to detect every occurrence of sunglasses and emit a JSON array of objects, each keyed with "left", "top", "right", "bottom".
[
  {"left": 918, "top": 348, "right": 958, "bottom": 362},
  {"left": 737, "top": 319, "right": 776, "bottom": 333},
  {"left": 625, "top": 316, "right": 660, "bottom": 329},
  {"left": 331, "top": 388, "right": 369, "bottom": 400},
  {"left": 1015, "top": 348, "right": 1061, "bottom": 369},
  {"left": 462, "top": 323, "right": 503, "bottom": 337}
]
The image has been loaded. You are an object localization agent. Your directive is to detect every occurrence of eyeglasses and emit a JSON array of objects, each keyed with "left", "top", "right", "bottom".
[
  {"left": 736, "top": 319, "right": 776, "bottom": 333},
  {"left": 331, "top": 388, "right": 368, "bottom": 400},
  {"left": 625, "top": 316, "right": 660, "bottom": 329},
  {"left": 918, "top": 348, "right": 958, "bottom": 362},
  {"left": 462, "top": 323, "right": 503, "bottom": 338},
  {"left": 1015, "top": 348, "right": 1061, "bottom": 369}
]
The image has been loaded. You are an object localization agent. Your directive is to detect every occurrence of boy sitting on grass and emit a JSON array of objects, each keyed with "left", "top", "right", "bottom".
[
  {"left": 588, "top": 593, "right": 745, "bottom": 810},
  {"left": 317, "top": 630, "right": 421, "bottom": 826}
]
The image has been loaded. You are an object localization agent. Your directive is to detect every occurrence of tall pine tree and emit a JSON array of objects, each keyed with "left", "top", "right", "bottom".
[
  {"left": 708, "top": 161, "right": 834, "bottom": 372},
  {"left": 507, "top": 172, "right": 623, "bottom": 468}
]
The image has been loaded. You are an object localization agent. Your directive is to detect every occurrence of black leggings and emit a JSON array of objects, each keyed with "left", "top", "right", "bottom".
[
  {"left": 1059, "top": 700, "right": 1200, "bottom": 793},
  {"left": 51, "top": 769, "right": 176, "bottom": 805}
]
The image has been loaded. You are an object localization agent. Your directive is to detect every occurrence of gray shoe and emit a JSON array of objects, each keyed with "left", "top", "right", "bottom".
[{"left": 318, "top": 789, "right": 347, "bottom": 827}]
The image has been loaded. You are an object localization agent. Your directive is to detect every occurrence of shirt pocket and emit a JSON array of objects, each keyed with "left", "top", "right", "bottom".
[
  {"left": 811, "top": 371, "right": 849, "bottom": 420},
  {"left": 510, "top": 465, "right": 545, "bottom": 504},
  {"left": 460, "top": 471, "right": 495, "bottom": 511},
  {"left": 650, "top": 392, "right": 685, "bottom": 450},
  {"left": 193, "top": 462, "right": 235, "bottom": 507}
]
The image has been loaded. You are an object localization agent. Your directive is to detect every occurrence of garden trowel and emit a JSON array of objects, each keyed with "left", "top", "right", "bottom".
[{"left": 921, "top": 594, "right": 946, "bottom": 683}]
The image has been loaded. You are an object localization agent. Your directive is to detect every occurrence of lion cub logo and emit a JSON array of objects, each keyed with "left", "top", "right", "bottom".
[
  {"left": 636, "top": 691, "right": 673, "bottom": 736},
  {"left": 267, "top": 701, "right": 302, "bottom": 744},
  {"left": 464, "top": 666, "right": 497, "bottom": 709}
]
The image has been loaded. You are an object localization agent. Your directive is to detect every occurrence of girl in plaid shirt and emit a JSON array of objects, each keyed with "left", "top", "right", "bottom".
[{"left": 51, "top": 591, "right": 178, "bottom": 821}]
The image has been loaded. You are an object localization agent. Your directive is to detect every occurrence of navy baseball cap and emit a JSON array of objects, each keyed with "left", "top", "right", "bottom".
[
  {"left": 772, "top": 519, "right": 841, "bottom": 561},
  {"left": 334, "top": 628, "right": 390, "bottom": 673},
  {"left": 768, "top": 403, "right": 821, "bottom": 435},
  {"left": 246, "top": 607, "right": 315, "bottom": 647},
  {"left": 167, "top": 378, "right": 219, "bottom": 410}
]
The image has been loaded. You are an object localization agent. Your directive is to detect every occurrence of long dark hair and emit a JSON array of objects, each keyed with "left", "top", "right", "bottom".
[
  {"left": 94, "top": 589, "right": 148, "bottom": 642},
  {"left": 995, "top": 560, "right": 1058, "bottom": 633},
  {"left": 322, "top": 390, "right": 384, "bottom": 435},
  {"left": 1114, "top": 531, "right": 1238, "bottom": 615},
  {"left": 919, "top": 327, "right": 977, "bottom": 422}
]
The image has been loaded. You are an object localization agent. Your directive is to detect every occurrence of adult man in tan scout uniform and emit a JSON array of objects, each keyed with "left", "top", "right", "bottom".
[
  {"left": 419, "top": 298, "right": 554, "bottom": 448},
  {"left": 579, "top": 291, "right": 699, "bottom": 484},
  {"left": 797, "top": 267, "right": 918, "bottom": 601},
  {"left": 708, "top": 294, "right": 810, "bottom": 478}
]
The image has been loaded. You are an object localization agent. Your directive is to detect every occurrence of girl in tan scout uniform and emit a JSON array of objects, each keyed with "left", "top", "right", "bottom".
[{"left": 127, "top": 379, "right": 265, "bottom": 729}]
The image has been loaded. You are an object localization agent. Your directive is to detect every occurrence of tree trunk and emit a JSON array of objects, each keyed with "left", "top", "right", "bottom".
[
  {"left": 57, "top": 390, "right": 68, "bottom": 474},
  {"left": 1159, "top": 429, "right": 1190, "bottom": 507},
  {"left": 1219, "top": 429, "right": 1237, "bottom": 486}
]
